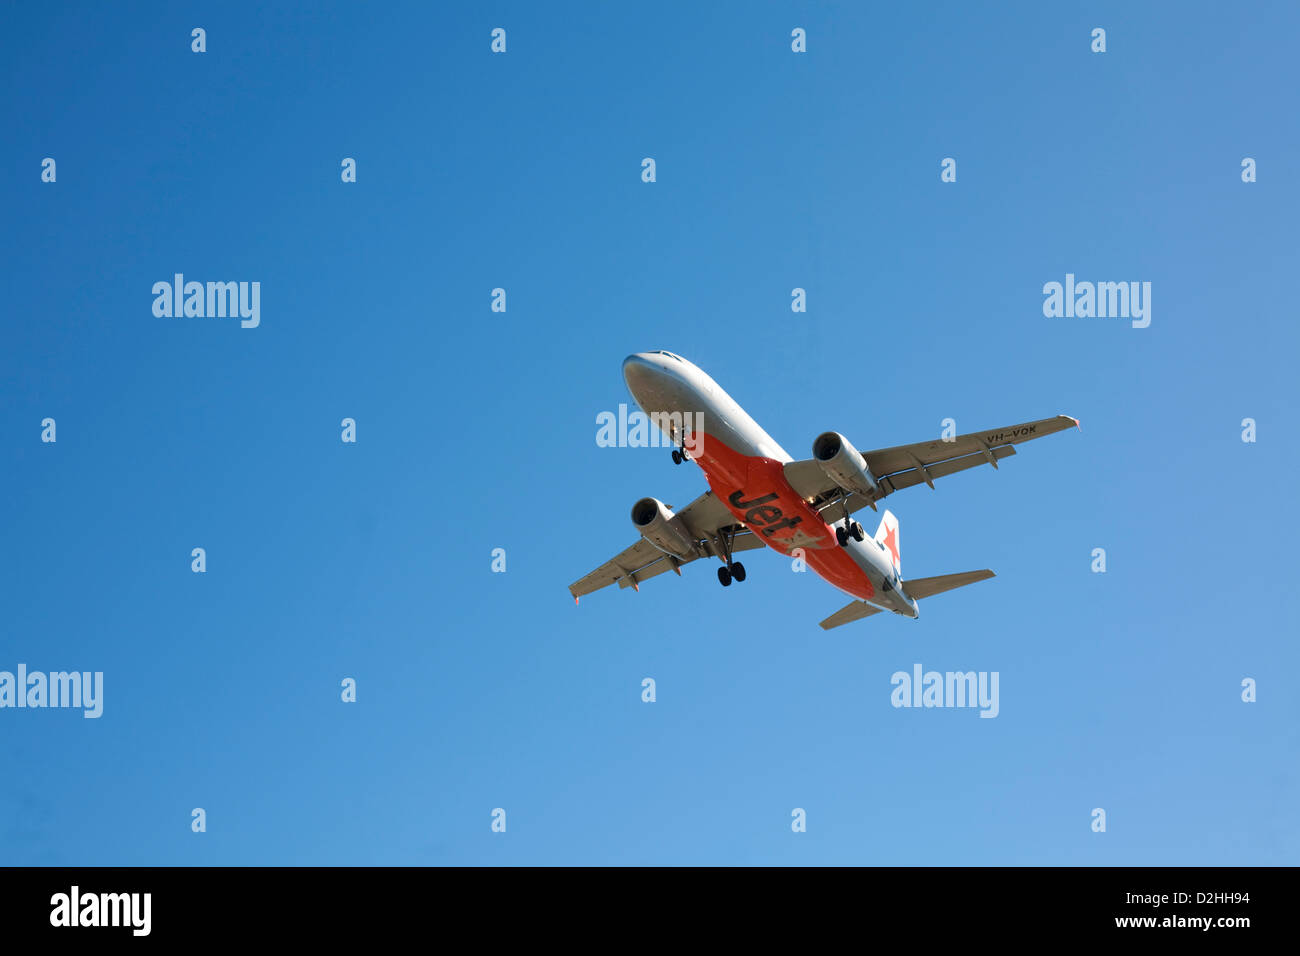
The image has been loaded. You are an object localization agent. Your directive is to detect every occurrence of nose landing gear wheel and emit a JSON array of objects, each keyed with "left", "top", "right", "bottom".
[
  {"left": 671, "top": 450, "right": 682, "bottom": 464},
  {"left": 717, "top": 566, "right": 732, "bottom": 587}
]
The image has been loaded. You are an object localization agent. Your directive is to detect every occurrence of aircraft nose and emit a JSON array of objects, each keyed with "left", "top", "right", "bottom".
[{"left": 622, "top": 352, "right": 663, "bottom": 391}]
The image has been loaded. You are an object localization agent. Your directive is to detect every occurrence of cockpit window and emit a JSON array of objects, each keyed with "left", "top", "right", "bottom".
[{"left": 655, "top": 350, "right": 682, "bottom": 361}]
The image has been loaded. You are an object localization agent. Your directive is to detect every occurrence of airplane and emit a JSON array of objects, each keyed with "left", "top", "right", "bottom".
[{"left": 569, "top": 351, "right": 1078, "bottom": 629}]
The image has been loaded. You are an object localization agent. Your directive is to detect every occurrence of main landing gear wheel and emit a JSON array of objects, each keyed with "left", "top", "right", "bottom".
[
  {"left": 714, "top": 526, "right": 745, "bottom": 586},
  {"left": 834, "top": 490, "right": 862, "bottom": 547},
  {"left": 671, "top": 449, "right": 683, "bottom": 465},
  {"left": 716, "top": 562, "right": 745, "bottom": 586},
  {"left": 836, "top": 522, "right": 865, "bottom": 546}
]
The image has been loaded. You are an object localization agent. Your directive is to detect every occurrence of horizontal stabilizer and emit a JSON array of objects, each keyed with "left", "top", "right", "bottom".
[
  {"left": 819, "top": 570, "right": 996, "bottom": 629},
  {"left": 819, "top": 600, "right": 885, "bottom": 630},
  {"left": 904, "top": 569, "right": 995, "bottom": 600}
]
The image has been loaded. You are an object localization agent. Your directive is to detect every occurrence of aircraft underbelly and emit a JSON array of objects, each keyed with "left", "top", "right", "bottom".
[{"left": 690, "top": 430, "right": 877, "bottom": 602}]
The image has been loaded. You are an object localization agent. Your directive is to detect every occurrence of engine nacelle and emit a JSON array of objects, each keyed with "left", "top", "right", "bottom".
[
  {"left": 631, "top": 497, "right": 699, "bottom": 559},
  {"left": 812, "top": 431, "right": 880, "bottom": 498}
]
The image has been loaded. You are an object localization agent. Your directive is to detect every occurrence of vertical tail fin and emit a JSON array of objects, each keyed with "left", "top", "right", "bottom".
[{"left": 874, "top": 509, "right": 901, "bottom": 575}]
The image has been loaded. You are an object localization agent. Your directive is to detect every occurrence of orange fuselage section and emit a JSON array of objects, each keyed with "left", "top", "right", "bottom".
[{"left": 692, "top": 433, "right": 875, "bottom": 601}]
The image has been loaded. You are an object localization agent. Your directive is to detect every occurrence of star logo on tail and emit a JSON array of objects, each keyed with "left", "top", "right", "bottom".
[{"left": 880, "top": 523, "right": 900, "bottom": 567}]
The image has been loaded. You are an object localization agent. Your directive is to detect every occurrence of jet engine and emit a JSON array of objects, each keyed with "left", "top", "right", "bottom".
[
  {"left": 812, "top": 431, "right": 880, "bottom": 499},
  {"left": 631, "top": 497, "right": 699, "bottom": 559}
]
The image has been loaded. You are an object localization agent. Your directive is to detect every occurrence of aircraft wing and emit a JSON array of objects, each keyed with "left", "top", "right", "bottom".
[
  {"left": 784, "top": 415, "right": 1079, "bottom": 521},
  {"left": 568, "top": 489, "right": 764, "bottom": 600}
]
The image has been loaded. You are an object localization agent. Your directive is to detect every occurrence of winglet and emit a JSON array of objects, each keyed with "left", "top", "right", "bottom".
[{"left": 1063, "top": 414, "right": 1081, "bottom": 431}]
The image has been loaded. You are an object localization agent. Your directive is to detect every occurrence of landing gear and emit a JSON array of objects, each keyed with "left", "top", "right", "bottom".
[
  {"left": 836, "top": 520, "right": 864, "bottom": 547},
  {"left": 717, "top": 560, "right": 746, "bottom": 586},
  {"left": 671, "top": 449, "right": 683, "bottom": 465},
  {"left": 714, "top": 526, "right": 747, "bottom": 586},
  {"left": 830, "top": 490, "right": 865, "bottom": 547}
]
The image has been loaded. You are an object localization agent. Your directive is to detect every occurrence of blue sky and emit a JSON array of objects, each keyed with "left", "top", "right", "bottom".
[{"left": 2, "top": 1, "right": 1296, "bottom": 865}]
